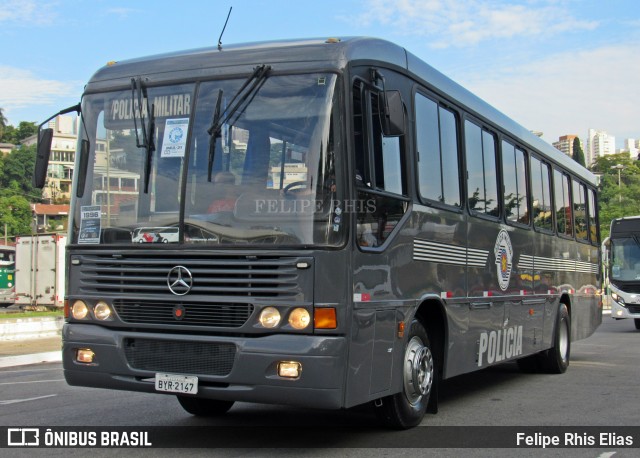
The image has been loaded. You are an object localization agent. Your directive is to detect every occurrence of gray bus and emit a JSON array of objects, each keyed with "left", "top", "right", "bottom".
[
  {"left": 603, "top": 216, "right": 640, "bottom": 329},
  {"left": 35, "top": 37, "right": 601, "bottom": 429}
]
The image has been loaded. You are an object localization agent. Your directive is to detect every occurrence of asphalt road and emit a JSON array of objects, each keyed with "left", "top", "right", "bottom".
[{"left": 0, "top": 316, "right": 638, "bottom": 457}]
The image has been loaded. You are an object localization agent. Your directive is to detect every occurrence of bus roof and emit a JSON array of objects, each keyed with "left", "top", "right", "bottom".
[{"left": 87, "top": 36, "right": 596, "bottom": 186}]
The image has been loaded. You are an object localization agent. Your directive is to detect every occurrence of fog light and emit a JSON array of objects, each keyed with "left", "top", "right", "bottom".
[
  {"left": 72, "top": 300, "right": 89, "bottom": 320},
  {"left": 76, "top": 348, "right": 95, "bottom": 363},
  {"left": 278, "top": 361, "right": 301, "bottom": 378},
  {"left": 288, "top": 308, "right": 310, "bottom": 329},
  {"left": 259, "top": 307, "right": 281, "bottom": 328},
  {"left": 94, "top": 301, "right": 112, "bottom": 320},
  {"left": 616, "top": 310, "right": 623, "bottom": 317}
]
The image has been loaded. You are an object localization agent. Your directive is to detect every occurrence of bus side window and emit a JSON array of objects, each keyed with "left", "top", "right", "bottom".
[
  {"left": 415, "top": 93, "right": 460, "bottom": 207},
  {"left": 553, "top": 169, "right": 573, "bottom": 237},
  {"left": 587, "top": 188, "right": 598, "bottom": 243},
  {"left": 502, "top": 141, "right": 530, "bottom": 225},
  {"left": 465, "top": 121, "right": 499, "bottom": 216},
  {"left": 573, "top": 179, "right": 588, "bottom": 241},
  {"left": 531, "top": 157, "right": 553, "bottom": 231}
]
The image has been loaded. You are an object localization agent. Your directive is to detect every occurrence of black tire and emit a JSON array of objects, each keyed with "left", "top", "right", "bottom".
[
  {"left": 539, "top": 303, "right": 571, "bottom": 374},
  {"left": 517, "top": 303, "right": 570, "bottom": 374},
  {"left": 374, "top": 319, "right": 436, "bottom": 429},
  {"left": 634, "top": 318, "right": 640, "bottom": 330},
  {"left": 177, "top": 396, "right": 234, "bottom": 416}
]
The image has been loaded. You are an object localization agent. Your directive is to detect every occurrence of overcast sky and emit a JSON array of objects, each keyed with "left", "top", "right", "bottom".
[{"left": 1, "top": 0, "right": 638, "bottom": 147}]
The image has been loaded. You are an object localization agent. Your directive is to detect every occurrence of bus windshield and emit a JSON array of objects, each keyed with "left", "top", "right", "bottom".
[
  {"left": 610, "top": 236, "right": 640, "bottom": 281},
  {"left": 74, "top": 73, "right": 340, "bottom": 247}
]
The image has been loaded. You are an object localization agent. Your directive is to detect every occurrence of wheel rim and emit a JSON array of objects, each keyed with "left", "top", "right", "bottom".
[
  {"left": 558, "top": 317, "right": 569, "bottom": 362},
  {"left": 403, "top": 336, "right": 434, "bottom": 406}
]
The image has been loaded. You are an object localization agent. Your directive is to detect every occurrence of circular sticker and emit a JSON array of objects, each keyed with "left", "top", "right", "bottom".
[
  {"left": 494, "top": 229, "right": 513, "bottom": 291},
  {"left": 168, "top": 127, "right": 184, "bottom": 143}
]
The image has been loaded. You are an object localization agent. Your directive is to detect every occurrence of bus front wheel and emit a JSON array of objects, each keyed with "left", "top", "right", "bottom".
[
  {"left": 176, "top": 395, "right": 234, "bottom": 416},
  {"left": 374, "top": 319, "right": 435, "bottom": 429},
  {"left": 634, "top": 318, "right": 640, "bottom": 330}
]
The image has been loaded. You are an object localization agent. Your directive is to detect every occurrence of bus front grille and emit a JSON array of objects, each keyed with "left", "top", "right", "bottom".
[
  {"left": 124, "top": 338, "right": 235, "bottom": 376},
  {"left": 114, "top": 300, "right": 253, "bottom": 327},
  {"left": 76, "top": 254, "right": 308, "bottom": 298}
]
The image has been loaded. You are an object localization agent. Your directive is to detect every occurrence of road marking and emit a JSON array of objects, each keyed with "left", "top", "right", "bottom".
[
  {"left": 570, "top": 361, "right": 616, "bottom": 367},
  {"left": 0, "top": 379, "right": 65, "bottom": 386},
  {"left": 597, "top": 453, "right": 616, "bottom": 458},
  {"left": 0, "top": 394, "right": 57, "bottom": 405}
]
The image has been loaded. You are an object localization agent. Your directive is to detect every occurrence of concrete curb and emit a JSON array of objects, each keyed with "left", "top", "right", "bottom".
[
  {"left": 0, "top": 351, "right": 62, "bottom": 368},
  {"left": 0, "top": 317, "right": 63, "bottom": 341}
]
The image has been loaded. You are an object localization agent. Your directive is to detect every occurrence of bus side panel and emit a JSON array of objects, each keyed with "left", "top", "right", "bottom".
[
  {"left": 407, "top": 206, "right": 468, "bottom": 379},
  {"left": 573, "top": 242, "right": 602, "bottom": 341}
]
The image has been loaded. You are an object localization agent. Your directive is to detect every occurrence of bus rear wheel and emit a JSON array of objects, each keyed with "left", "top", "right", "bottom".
[
  {"left": 518, "top": 303, "right": 570, "bottom": 374},
  {"left": 374, "top": 319, "right": 435, "bottom": 429},
  {"left": 177, "top": 396, "right": 234, "bottom": 416}
]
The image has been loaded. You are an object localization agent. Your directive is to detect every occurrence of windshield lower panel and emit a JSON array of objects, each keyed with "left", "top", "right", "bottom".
[{"left": 73, "top": 74, "right": 342, "bottom": 247}]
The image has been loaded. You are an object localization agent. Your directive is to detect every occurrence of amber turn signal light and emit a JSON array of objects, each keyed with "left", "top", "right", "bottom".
[{"left": 314, "top": 307, "right": 337, "bottom": 329}]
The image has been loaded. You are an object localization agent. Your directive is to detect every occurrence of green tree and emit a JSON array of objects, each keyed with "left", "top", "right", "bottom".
[
  {"left": 590, "top": 153, "right": 640, "bottom": 238},
  {"left": 0, "top": 144, "right": 42, "bottom": 199},
  {"left": 572, "top": 137, "right": 585, "bottom": 167},
  {"left": 0, "top": 191, "right": 32, "bottom": 236}
]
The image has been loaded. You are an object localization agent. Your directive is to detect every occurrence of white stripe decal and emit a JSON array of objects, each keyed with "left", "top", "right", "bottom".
[{"left": 414, "top": 239, "right": 598, "bottom": 273}]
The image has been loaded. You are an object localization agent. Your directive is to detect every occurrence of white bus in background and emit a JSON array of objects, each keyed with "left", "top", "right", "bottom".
[{"left": 603, "top": 216, "right": 640, "bottom": 329}]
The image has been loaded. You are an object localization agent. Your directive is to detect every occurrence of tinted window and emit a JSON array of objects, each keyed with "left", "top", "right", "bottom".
[
  {"left": 531, "top": 157, "right": 553, "bottom": 231},
  {"left": 415, "top": 94, "right": 460, "bottom": 206},
  {"left": 465, "top": 121, "right": 498, "bottom": 216},
  {"left": 588, "top": 188, "right": 598, "bottom": 243},
  {"left": 502, "top": 141, "right": 529, "bottom": 225},
  {"left": 573, "top": 180, "right": 588, "bottom": 241},
  {"left": 554, "top": 169, "right": 572, "bottom": 237}
]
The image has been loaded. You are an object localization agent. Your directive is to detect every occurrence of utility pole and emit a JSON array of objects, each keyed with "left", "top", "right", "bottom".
[{"left": 611, "top": 164, "right": 624, "bottom": 203}]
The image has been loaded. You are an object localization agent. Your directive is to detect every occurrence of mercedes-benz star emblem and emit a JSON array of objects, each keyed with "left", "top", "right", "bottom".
[{"left": 167, "top": 266, "right": 193, "bottom": 296}]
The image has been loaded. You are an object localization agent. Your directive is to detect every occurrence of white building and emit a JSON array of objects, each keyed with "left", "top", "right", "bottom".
[
  {"left": 22, "top": 115, "right": 78, "bottom": 203},
  {"left": 620, "top": 138, "right": 639, "bottom": 159},
  {"left": 586, "top": 128, "right": 616, "bottom": 166}
]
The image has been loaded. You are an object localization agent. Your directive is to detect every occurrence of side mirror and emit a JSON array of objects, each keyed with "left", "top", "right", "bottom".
[
  {"left": 33, "top": 128, "right": 53, "bottom": 189},
  {"left": 379, "top": 90, "right": 405, "bottom": 137},
  {"left": 76, "top": 139, "right": 90, "bottom": 198}
]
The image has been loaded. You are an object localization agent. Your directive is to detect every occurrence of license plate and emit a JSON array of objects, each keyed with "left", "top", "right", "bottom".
[{"left": 155, "top": 373, "right": 198, "bottom": 394}]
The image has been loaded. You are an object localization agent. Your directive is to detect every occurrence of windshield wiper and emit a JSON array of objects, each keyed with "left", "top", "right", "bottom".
[
  {"left": 131, "top": 77, "right": 156, "bottom": 193},
  {"left": 207, "top": 89, "right": 224, "bottom": 182},
  {"left": 207, "top": 64, "right": 271, "bottom": 181}
]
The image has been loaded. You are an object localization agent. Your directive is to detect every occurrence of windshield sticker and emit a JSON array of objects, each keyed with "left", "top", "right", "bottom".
[
  {"left": 78, "top": 206, "right": 101, "bottom": 244},
  {"left": 108, "top": 94, "right": 191, "bottom": 123},
  {"left": 160, "top": 118, "right": 189, "bottom": 158}
]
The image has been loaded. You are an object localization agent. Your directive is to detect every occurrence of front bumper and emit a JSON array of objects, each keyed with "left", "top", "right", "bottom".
[
  {"left": 610, "top": 300, "right": 640, "bottom": 319},
  {"left": 63, "top": 323, "right": 347, "bottom": 409}
]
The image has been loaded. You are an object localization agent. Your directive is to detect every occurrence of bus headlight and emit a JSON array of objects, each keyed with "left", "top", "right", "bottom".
[
  {"left": 288, "top": 308, "right": 311, "bottom": 330},
  {"left": 94, "top": 301, "right": 113, "bottom": 321},
  {"left": 611, "top": 293, "right": 624, "bottom": 305},
  {"left": 72, "top": 300, "right": 89, "bottom": 320},
  {"left": 259, "top": 307, "right": 281, "bottom": 328}
]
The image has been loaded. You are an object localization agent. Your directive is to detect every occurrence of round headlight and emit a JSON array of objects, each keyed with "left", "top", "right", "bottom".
[
  {"left": 94, "top": 301, "right": 112, "bottom": 321},
  {"left": 72, "top": 300, "right": 89, "bottom": 320},
  {"left": 259, "top": 306, "right": 281, "bottom": 328},
  {"left": 288, "top": 308, "right": 311, "bottom": 330}
]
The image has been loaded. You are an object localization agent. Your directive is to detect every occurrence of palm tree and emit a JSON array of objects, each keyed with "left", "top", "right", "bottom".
[{"left": 0, "top": 107, "right": 8, "bottom": 139}]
